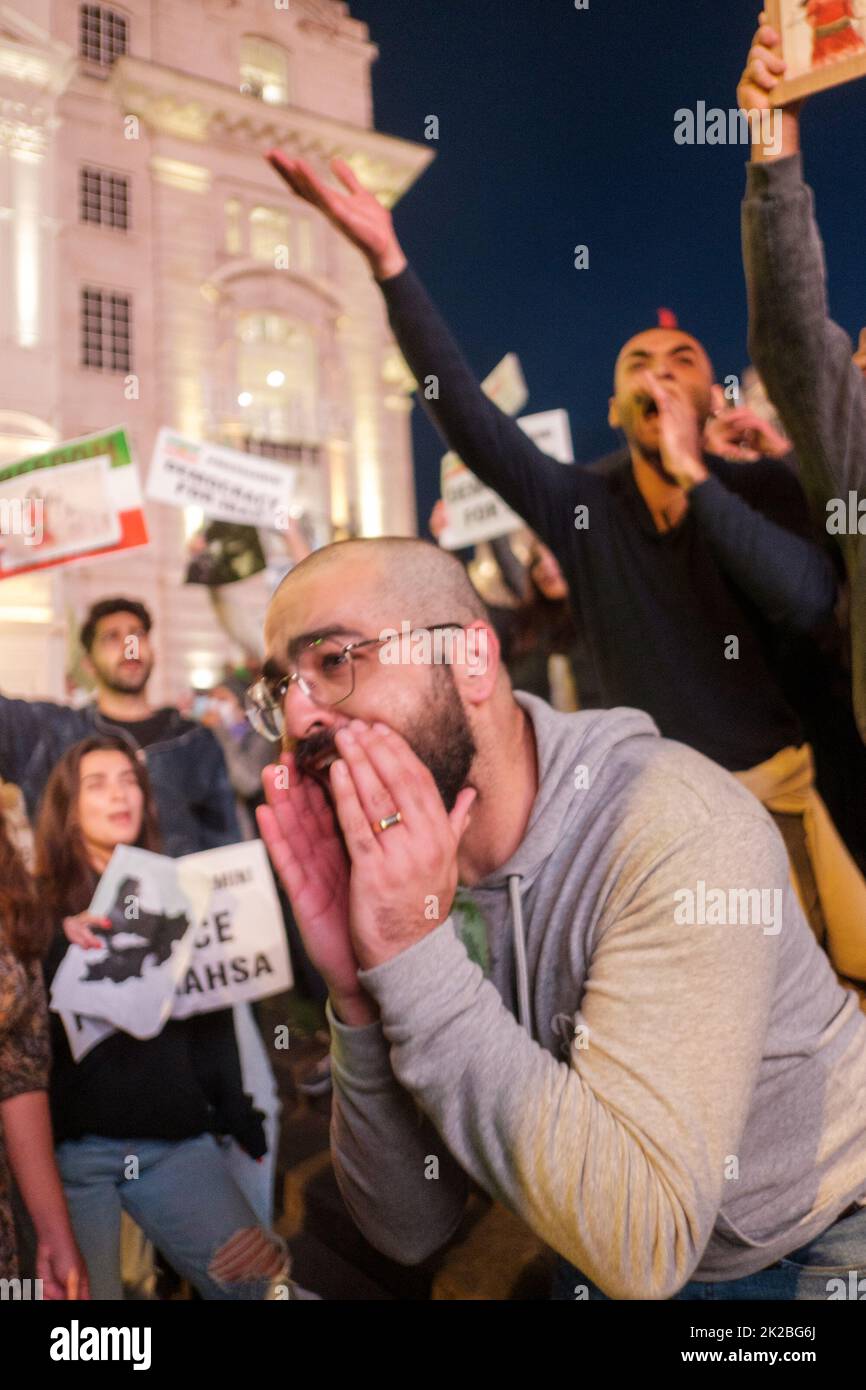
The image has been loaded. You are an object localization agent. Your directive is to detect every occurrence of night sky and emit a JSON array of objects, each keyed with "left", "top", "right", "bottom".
[{"left": 348, "top": 0, "right": 866, "bottom": 536}]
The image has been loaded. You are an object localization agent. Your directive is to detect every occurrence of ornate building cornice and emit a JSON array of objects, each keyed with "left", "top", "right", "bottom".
[
  {"left": 109, "top": 56, "right": 433, "bottom": 209},
  {"left": 0, "top": 4, "right": 76, "bottom": 95}
]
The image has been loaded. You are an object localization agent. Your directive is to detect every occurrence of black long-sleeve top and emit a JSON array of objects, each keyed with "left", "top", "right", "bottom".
[{"left": 381, "top": 266, "right": 840, "bottom": 772}]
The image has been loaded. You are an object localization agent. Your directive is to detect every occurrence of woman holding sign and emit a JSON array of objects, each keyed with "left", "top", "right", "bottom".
[{"left": 36, "top": 735, "right": 294, "bottom": 1301}]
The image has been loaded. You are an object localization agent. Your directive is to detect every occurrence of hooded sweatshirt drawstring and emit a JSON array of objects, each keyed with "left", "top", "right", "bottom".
[
  {"left": 483, "top": 700, "right": 655, "bottom": 1045},
  {"left": 508, "top": 873, "right": 532, "bottom": 1039}
]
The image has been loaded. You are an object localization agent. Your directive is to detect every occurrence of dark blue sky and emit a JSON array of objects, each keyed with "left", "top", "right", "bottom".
[{"left": 349, "top": 0, "right": 866, "bottom": 536}]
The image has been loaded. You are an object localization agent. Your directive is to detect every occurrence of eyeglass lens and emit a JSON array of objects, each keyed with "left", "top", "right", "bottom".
[{"left": 246, "top": 636, "right": 357, "bottom": 739}]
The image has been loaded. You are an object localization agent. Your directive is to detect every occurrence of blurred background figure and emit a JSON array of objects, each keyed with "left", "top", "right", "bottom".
[
  {"left": 703, "top": 394, "right": 792, "bottom": 464},
  {"left": 428, "top": 502, "right": 601, "bottom": 713},
  {"left": 0, "top": 807, "right": 88, "bottom": 1298},
  {"left": 197, "top": 672, "right": 272, "bottom": 842}
]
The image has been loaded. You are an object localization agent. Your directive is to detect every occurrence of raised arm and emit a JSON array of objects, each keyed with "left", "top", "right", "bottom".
[
  {"left": 688, "top": 471, "right": 838, "bottom": 634},
  {"left": 738, "top": 15, "right": 866, "bottom": 508},
  {"left": 0, "top": 694, "right": 53, "bottom": 789},
  {"left": 266, "top": 152, "right": 601, "bottom": 550},
  {"left": 643, "top": 371, "right": 838, "bottom": 634}
]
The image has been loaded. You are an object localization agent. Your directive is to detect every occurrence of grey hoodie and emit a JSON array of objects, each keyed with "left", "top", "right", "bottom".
[{"left": 328, "top": 694, "right": 866, "bottom": 1299}]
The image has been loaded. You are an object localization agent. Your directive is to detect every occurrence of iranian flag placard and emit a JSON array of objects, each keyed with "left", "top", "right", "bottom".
[{"left": 0, "top": 427, "right": 148, "bottom": 580}]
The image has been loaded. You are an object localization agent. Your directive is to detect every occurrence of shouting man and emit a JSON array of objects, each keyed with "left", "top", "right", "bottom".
[{"left": 254, "top": 536, "right": 866, "bottom": 1300}]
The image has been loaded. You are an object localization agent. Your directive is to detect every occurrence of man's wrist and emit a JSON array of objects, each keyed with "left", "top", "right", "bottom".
[
  {"left": 372, "top": 245, "right": 408, "bottom": 282},
  {"left": 752, "top": 107, "right": 800, "bottom": 163},
  {"left": 329, "top": 989, "right": 379, "bottom": 1028},
  {"left": 669, "top": 456, "right": 708, "bottom": 492}
]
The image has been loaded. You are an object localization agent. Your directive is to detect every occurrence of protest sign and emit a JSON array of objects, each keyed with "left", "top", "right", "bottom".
[
  {"left": 437, "top": 377, "right": 574, "bottom": 549},
  {"left": 61, "top": 1012, "right": 116, "bottom": 1065},
  {"left": 172, "top": 840, "right": 292, "bottom": 1017},
  {"left": 436, "top": 352, "right": 529, "bottom": 551},
  {"left": 0, "top": 428, "right": 147, "bottom": 580},
  {"left": 767, "top": 0, "right": 866, "bottom": 104},
  {"left": 147, "top": 429, "right": 297, "bottom": 530},
  {"left": 517, "top": 408, "right": 575, "bottom": 463},
  {"left": 56, "top": 841, "right": 291, "bottom": 1057},
  {"left": 438, "top": 452, "right": 525, "bottom": 550},
  {"left": 480, "top": 352, "right": 528, "bottom": 416},
  {"left": 50, "top": 846, "right": 211, "bottom": 1041}
]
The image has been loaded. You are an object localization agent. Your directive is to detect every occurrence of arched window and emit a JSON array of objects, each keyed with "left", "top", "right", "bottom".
[
  {"left": 224, "top": 197, "right": 243, "bottom": 255},
  {"left": 235, "top": 313, "right": 318, "bottom": 446},
  {"left": 239, "top": 36, "right": 289, "bottom": 105},
  {"left": 249, "top": 205, "right": 290, "bottom": 263}
]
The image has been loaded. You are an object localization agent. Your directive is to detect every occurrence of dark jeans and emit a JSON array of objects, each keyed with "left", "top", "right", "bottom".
[{"left": 551, "top": 1203, "right": 866, "bottom": 1300}]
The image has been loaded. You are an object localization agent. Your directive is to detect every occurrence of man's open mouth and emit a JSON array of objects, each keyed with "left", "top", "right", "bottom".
[{"left": 295, "top": 735, "right": 339, "bottom": 784}]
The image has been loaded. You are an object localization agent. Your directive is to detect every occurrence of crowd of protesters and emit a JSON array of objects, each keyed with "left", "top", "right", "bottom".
[
  {"left": 2, "top": 11, "right": 866, "bottom": 1302},
  {"left": 0, "top": 598, "right": 315, "bottom": 1298}
]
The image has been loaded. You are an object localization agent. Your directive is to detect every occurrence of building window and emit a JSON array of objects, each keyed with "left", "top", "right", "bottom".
[
  {"left": 236, "top": 312, "right": 318, "bottom": 444},
  {"left": 80, "top": 168, "right": 130, "bottom": 230},
  {"left": 80, "top": 5, "right": 128, "bottom": 66},
  {"left": 239, "top": 36, "right": 289, "bottom": 105},
  {"left": 224, "top": 197, "right": 243, "bottom": 255},
  {"left": 81, "top": 288, "right": 132, "bottom": 372},
  {"left": 249, "top": 205, "right": 289, "bottom": 263},
  {"left": 242, "top": 437, "right": 321, "bottom": 465}
]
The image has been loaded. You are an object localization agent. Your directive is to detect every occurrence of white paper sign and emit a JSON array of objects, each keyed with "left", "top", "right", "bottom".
[
  {"left": 438, "top": 452, "right": 525, "bottom": 550},
  {"left": 54, "top": 843, "right": 291, "bottom": 1058},
  {"left": 50, "top": 846, "right": 211, "bottom": 1041},
  {"left": 435, "top": 349, "right": 572, "bottom": 549},
  {"left": 147, "top": 429, "right": 297, "bottom": 530},
  {"left": 172, "top": 840, "right": 292, "bottom": 1018},
  {"left": 60, "top": 1011, "right": 116, "bottom": 1064},
  {"left": 517, "top": 409, "right": 574, "bottom": 464},
  {"left": 437, "top": 411, "right": 574, "bottom": 550},
  {"left": 0, "top": 454, "right": 121, "bottom": 570},
  {"left": 481, "top": 353, "right": 528, "bottom": 417}
]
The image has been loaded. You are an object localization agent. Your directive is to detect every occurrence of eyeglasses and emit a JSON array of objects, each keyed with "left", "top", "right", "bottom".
[{"left": 245, "top": 624, "right": 465, "bottom": 741}]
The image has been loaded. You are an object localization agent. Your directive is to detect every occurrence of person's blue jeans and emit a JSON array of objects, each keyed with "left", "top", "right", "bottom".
[
  {"left": 551, "top": 1203, "right": 866, "bottom": 1300},
  {"left": 57, "top": 1133, "right": 287, "bottom": 1301}
]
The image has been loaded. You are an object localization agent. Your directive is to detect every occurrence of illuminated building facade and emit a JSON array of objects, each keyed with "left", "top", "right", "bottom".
[{"left": 0, "top": 0, "right": 429, "bottom": 699}]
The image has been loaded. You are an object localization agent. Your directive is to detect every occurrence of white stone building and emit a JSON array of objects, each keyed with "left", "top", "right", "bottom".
[{"left": 0, "top": 0, "right": 430, "bottom": 701}]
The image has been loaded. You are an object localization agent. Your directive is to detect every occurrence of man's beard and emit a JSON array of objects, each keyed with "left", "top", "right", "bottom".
[
  {"left": 98, "top": 661, "right": 152, "bottom": 696},
  {"left": 293, "top": 666, "right": 477, "bottom": 814}
]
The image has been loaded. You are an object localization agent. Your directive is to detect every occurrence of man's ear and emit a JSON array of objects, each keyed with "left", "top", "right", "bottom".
[
  {"left": 458, "top": 620, "right": 499, "bottom": 703},
  {"left": 608, "top": 396, "right": 620, "bottom": 430},
  {"left": 709, "top": 383, "right": 726, "bottom": 416}
]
